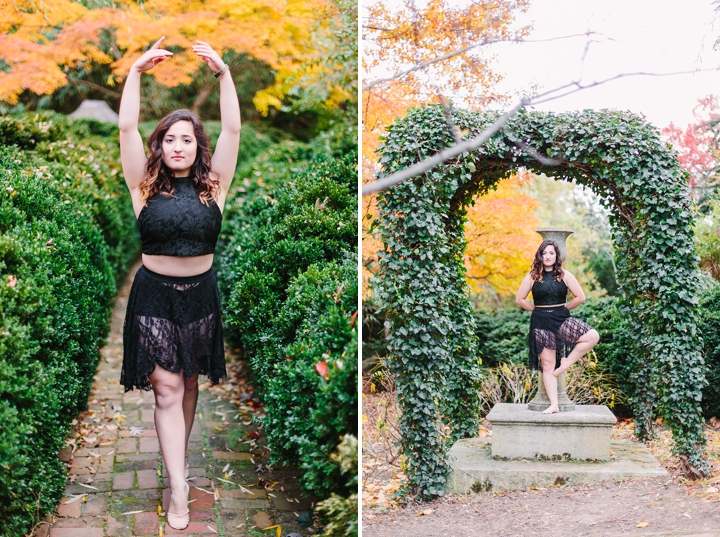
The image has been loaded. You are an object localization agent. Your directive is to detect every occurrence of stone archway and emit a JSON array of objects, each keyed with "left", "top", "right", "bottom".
[{"left": 374, "top": 105, "right": 708, "bottom": 498}]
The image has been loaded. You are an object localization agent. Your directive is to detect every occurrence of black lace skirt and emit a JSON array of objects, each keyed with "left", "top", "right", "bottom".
[
  {"left": 121, "top": 265, "right": 226, "bottom": 392},
  {"left": 528, "top": 306, "right": 592, "bottom": 371}
]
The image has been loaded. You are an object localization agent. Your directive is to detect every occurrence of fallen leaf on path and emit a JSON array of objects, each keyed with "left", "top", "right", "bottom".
[
  {"left": 418, "top": 509, "right": 434, "bottom": 516},
  {"left": 637, "top": 521, "right": 649, "bottom": 528},
  {"left": 261, "top": 525, "right": 282, "bottom": 537}
]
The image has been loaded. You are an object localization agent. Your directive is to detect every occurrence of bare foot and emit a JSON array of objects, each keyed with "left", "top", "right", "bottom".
[
  {"left": 553, "top": 358, "right": 570, "bottom": 378},
  {"left": 542, "top": 405, "right": 560, "bottom": 414}
]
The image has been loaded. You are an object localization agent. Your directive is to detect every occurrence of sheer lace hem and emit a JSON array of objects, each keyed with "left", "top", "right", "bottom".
[
  {"left": 528, "top": 308, "right": 592, "bottom": 371},
  {"left": 122, "top": 266, "right": 226, "bottom": 392}
]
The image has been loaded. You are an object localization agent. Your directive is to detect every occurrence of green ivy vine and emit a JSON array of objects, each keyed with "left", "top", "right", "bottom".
[{"left": 375, "top": 105, "right": 709, "bottom": 499}]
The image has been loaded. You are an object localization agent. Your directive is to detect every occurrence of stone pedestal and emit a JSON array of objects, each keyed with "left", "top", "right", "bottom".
[
  {"left": 527, "top": 371, "right": 575, "bottom": 412},
  {"left": 486, "top": 403, "right": 616, "bottom": 461}
]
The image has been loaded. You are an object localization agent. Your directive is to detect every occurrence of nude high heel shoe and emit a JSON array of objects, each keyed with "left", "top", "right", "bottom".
[{"left": 167, "top": 482, "right": 190, "bottom": 530}]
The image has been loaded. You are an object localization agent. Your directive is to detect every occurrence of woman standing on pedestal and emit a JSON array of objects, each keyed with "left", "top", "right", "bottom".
[
  {"left": 118, "top": 37, "right": 241, "bottom": 530},
  {"left": 515, "top": 240, "right": 600, "bottom": 414}
]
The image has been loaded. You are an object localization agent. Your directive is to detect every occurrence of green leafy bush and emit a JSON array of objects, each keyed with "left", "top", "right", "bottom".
[
  {"left": 697, "top": 285, "right": 720, "bottom": 419},
  {"left": 316, "top": 434, "right": 358, "bottom": 537},
  {"left": 218, "top": 147, "right": 358, "bottom": 501},
  {"left": 571, "top": 297, "right": 633, "bottom": 413},
  {"left": 0, "top": 113, "right": 138, "bottom": 536},
  {"left": 473, "top": 309, "right": 530, "bottom": 368}
]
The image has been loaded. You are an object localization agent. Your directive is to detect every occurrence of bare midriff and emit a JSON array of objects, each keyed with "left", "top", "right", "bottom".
[
  {"left": 142, "top": 253, "right": 214, "bottom": 277},
  {"left": 534, "top": 303, "right": 566, "bottom": 308}
]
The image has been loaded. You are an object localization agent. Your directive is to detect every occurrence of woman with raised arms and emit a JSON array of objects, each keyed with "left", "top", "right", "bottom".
[{"left": 118, "top": 36, "right": 240, "bottom": 530}]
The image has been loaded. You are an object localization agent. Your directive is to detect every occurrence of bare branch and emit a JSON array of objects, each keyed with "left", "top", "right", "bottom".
[
  {"left": 531, "top": 68, "right": 720, "bottom": 106},
  {"left": 362, "top": 32, "right": 609, "bottom": 91},
  {"left": 67, "top": 77, "right": 122, "bottom": 99},
  {"left": 362, "top": 98, "right": 529, "bottom": 196},
  {"left": 506, "top": 132, "right": 561, "bottom": 166}
]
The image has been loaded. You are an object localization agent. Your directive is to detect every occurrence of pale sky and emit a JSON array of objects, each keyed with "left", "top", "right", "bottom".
[{"left": 489, "top": 0, "right": 720, "bottom": 129}]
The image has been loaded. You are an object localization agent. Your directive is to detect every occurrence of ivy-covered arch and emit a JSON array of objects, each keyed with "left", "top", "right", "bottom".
[{"left": 375, "top": 105, "right": 709, "bottom": 498}]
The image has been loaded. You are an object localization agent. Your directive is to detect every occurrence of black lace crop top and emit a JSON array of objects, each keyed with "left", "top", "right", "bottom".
[
  {"left": 532, "top": 270, "right": 568, "bottom": 306},
  {"left": 137, "top": 177, "right": 222, "bottom": 256}
]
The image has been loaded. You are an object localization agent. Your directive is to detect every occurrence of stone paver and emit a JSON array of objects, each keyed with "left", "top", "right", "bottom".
[{"left": 33, "top": 263, "right": 314, "bottom": 536}]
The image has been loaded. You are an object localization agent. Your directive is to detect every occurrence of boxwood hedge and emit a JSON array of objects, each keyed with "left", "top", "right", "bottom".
[
  {"left": 0, "top": 113, "right": 138, "bottom": 536},
  {"left": 216, "top": 142, "right": 358, "bottom": 502}
]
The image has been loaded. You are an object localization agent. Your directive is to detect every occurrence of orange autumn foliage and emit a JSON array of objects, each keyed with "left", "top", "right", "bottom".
[
  {"left": 0, "top": 0, "right": 339, "bottom": 112},
  {"left": 464, "top": 174, "right": 539, "bottom": 296},
  {"left": 362, "top": 0, "right": 531, "bottom": 297}
]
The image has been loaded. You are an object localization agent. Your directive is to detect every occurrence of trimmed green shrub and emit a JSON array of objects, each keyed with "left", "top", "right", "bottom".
[
  {"left": 0, "top": 113, "right": 138, "bottom": 536},
  {"left": 571, "top": 297, "right": 634, "bottom": 414},
  {"left": 218, "top": 147, "right": 358, "bottom": 501},
  {"left": 473, "top": 309, "right": 530, "bottom": 368},
  {"left": 697, "top": 285, "right": 720, "bottom": 419},
  {"left": 316, "top": 434, "right": 358, "bottom": 537}
]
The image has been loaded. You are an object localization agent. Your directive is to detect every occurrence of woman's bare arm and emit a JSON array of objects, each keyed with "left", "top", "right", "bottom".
[
  {"left": 516, "top": 272, "right": 535, "bottom": 312},
  {"left": 193, "top": 41, "right": 241, "bottom": 206},
  {"left": 563, "top": 270, "right": 586, "bottom": 311},
  {"left": 119, "top": 37, "right": 173, "bottom": 195}
]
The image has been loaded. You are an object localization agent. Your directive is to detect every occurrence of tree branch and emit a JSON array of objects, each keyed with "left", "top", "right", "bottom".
[
  {"left": 362, "top": 32, "right": 610, "bottom": 91},
  {"left": 362, "top": 98, "right": 529, "bottom": 196},
  {"left": 67, "top": 76, "right": 122, "bottom": 99}
]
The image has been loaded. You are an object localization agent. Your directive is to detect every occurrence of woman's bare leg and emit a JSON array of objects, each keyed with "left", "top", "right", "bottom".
[
  {"left": 182, "top": 373, "right": 199, "bottom": 450},
  {"left": 149, "top": 366, "right": 188, "bottom": 515},
  {"left": 540, "top": 348, "right": 559, "bottom": 414},
  {"left": 553, "top": 329, "right": 600, "bottom": 377}
]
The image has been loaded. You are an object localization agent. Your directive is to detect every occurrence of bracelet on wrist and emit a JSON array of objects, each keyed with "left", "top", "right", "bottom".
[{"left": 214, "top": 64, "right": 230, "bottom": 78}]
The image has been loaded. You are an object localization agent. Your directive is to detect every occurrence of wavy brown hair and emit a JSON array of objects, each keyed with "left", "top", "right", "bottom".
[
  {"left": 138, "top": 109, "right": 219, "bottom": 206},
  {"left": 530, "top": 240, "right": 565, "bottom": 282}
]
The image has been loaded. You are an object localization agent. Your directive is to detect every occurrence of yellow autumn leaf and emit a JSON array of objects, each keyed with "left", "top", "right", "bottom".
[
  {"left": 636, "top": 521, "right": 649, "bottom": 528},
  {"left": 261, "top": 524, "right": 281, "bottom": 537}
]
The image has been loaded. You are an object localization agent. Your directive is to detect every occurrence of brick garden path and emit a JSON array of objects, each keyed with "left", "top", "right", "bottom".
[{"left": 32, "top": 263, "right": 313, "bottom": 537}]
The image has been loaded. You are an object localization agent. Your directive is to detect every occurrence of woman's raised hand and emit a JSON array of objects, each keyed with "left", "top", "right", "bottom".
[
  {"left": 192, "top": 41, "right": 225, "bottom": 72},
  {"left": 132, "top": 36, "right": 173, "bottom": 73}
]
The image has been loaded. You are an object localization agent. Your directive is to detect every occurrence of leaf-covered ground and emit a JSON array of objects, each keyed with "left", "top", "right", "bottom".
[{"left": 362, "top": 390, "right": 720, "bottom": 536}]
